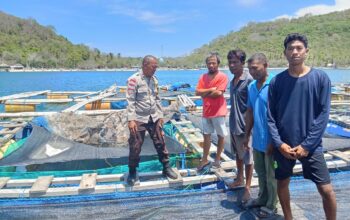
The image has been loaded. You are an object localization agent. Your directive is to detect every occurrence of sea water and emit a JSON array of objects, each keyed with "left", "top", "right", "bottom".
[{"left": 0, "top": 68, "right": 349, "bottom": 97}]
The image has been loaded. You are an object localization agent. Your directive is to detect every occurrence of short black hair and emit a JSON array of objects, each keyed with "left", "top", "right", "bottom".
[
  {"left": 247, "top": 53, "right": 268, "bottom": 65},
  {"left": 227, "top": 49, "right": 246, "bottom": 63},
  {"left": 205, "top": 52, "right": 221, "bottom": 64},
  {"left": 142, "top": 55, "right": 157, "bottom": 66},
  {"left": 283, "top": 33, "right": 308, "bottom": 49}
]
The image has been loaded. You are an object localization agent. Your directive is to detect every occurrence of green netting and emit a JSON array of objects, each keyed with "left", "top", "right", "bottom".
[
  {"left": 163, "top": 123, "right": 177, "bottom": 138},
  {"left": 0, "top": 123, "right": 201, "bottom": 179},
  {"left": 3, "top": 138, "right": 27, "bottom": 158},
  {"left": 0, "top": 153, "right": 201, "bottom": 179}
]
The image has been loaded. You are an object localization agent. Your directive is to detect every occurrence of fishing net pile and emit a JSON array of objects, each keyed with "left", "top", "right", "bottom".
[
  {"left": 46, "top": 112, "right": 129, "bottom": 147},
  {"left": 45, "top": 101, "right": 180, "bottom": 147},
  {"left": 0, "top": 102, "right": 184, "bottom": 167}
]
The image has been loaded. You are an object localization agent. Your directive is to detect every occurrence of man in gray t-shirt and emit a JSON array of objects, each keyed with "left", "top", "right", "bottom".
[{"left": 227, "top": 50, "right": 254, "bottom": 202}]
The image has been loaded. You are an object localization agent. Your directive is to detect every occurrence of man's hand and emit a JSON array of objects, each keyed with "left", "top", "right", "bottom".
[
  {"left": 158, "top": 118, "right": 164, "bottom": 128},
  {"left": 128, "top": 120, "right": 137, "bottom": 135},
  {"left": 266, "top": 143, "right": 274, "bottom": 156},
  {"left": 292, "top": 145, "right": 309, "bottom": 159},
  {"left": 158, "top": 118, "right": 165, "bottom": 136},
  {"left": 242, "top": 136, "right": 251, "bottom": 152},
  {"left": 278, "top": 143, "right": 297, "bottom": 160},
  {"left": 202, "top": 87, "right": 217, "bottom": 97}
]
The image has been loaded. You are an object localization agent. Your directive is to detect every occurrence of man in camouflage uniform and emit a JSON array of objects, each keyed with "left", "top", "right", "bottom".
[{"left": 126, "top": 55, "right": 178, "bottom": 185}]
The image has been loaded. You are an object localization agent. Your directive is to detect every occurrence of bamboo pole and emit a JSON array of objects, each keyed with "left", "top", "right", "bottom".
[
  {"left": 62, "top": 85, "right": 117, "bottom": 112},
  {"left": 0, "top": 90, "right": 50, "bottom": 103},
  {"left": 5, "top": 99, "right": 73, "bottom": 104},
  {"left": 48, "top": 91, "right": 94, "bottom": 95},
  {"left": 0, "top": 109, "right": 125, "bottom": 118}
]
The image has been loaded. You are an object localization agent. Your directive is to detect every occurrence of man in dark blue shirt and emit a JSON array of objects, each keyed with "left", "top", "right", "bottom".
[{"left": 267, "top": 33, "right": 336, "bottom": 220}]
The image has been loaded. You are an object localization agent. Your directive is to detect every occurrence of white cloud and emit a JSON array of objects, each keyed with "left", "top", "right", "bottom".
[
  {"left": 275, "top": 0, "right": 350, "bottom": 19},
  {"left": 295, "top": 0, "right": 350, "bottom": 17},
  {"left": 138, "top": 11, "right": 178, "bottom": 26},
  {"left": 110, "top": 5, "right": 180, "bottom": 26},
  {"left": 107, "top": 1, "right": 193, "bottom": 33}
]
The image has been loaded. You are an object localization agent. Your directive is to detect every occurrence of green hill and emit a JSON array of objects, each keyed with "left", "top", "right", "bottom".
[
  {"left": 166, "top": 9, "right": 350, "bottom": 68},
  {"left": 0, "top": 11, "right": 141, "bottom": 69},
  {"left": 1, "top": 10, "right": 349, "bottom": 69}
]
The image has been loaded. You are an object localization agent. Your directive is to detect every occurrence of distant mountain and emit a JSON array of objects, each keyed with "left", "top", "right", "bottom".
[
  {"left": 0, "top": 11, "right": 141, "bottom": 69},
  {"left": 165, "top": 9, "right": 350, "bottom": 68}
]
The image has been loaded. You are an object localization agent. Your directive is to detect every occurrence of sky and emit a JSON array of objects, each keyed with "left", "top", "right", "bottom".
[{"left": 0, "top": 0, "right": 349, "bottom": 57}]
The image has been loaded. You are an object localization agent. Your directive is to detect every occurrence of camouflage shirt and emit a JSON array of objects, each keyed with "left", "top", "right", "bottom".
[{"left": 126, "top": 71, "right": 163, "bottom": 123}]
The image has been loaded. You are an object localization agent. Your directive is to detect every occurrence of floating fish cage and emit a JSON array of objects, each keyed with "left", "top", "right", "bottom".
[{"left": 0, "top": 84, "right": 349, "bottom": 203}]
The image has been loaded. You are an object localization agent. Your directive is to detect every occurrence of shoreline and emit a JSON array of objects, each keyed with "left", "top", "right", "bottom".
[{"left": 1, "top": 67, "right": 350, "bottom": 73}]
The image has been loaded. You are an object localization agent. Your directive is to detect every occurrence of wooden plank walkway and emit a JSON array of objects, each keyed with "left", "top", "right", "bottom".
[
  {"left": 79, "top": 173, "right": 97, "bottom": 192},
  {"left": 0, "top": 151, "right": 348, "bottom": 198},
  {"left": 0, "top": 169, "right": 217, "bottom": 198},
  {"left": 0, "top": 117, "right": 349, "bottom": 199},
  {"left": 178, "top": 94, "right": 196, "bottom": 111},
  {"left": 29, "top": 176, "right": 53, "bottom": 195},
  {"left": 0, "top": 126, "right": 23, "bottom": 135},
  {"left": 166, "top": 168, "right": 183, "bottom": 184},
  {"left": 0, "top": 89, "right": 345, "bottom": 109},
  {"left": 48, "top": 91, "right": 94, "bottom": 95},
  {"left": 0, "top": 109, "right": 124, "bottom": 118},
  {"left": 73, "top": 91, "right": 100, "bottom": 100},
  {"left": 328, "top": 150, "right": 350, "bottom": 164},
  {"left": 63, "top": 91, "right": 116, "bottom": 112},
  {"left": 0, "top": 90, "right": 50, "bottom": 103},
  {"left": 0, "top": 177, "right": 10, "bottom": 189},
  {"left": 0, "top": 122, "right": 27, "bottom": 147},
  {"left": 171, "top": 119, "right": 220, "bottom": 155},
  {"left": 0, "top": 122, "right": 27, "bottom": 128},
  {"left": 5, "top": 99, "right": 74, "bottom": 104}
]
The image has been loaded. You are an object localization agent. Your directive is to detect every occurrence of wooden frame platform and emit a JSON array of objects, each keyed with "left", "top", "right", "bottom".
[
  {"left": 1, "top": 87, "right": 350, "bottom": 199},
  {"left": 0, "top": 121, "right": 28, "bottom": 148},
  {"left": 0, "top": 118, "right": 349, "bottom": 199}
]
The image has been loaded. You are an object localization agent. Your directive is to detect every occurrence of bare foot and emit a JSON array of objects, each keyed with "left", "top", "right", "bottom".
[
  {"left": 228, "top": 179, "right": 244, "bottom": 188},
  {"left": 242, "top": 188, "right": 251, "bottom": 202}
]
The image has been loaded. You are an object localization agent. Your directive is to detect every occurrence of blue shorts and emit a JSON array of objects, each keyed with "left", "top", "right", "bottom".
[{"left": 274, "top": 148, "right": 331, "bottom": 185}]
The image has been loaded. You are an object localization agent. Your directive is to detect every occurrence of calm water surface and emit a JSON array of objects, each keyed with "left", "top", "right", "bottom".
[{"left": 0, "top": 68, "right": 349, "bottom": 97}]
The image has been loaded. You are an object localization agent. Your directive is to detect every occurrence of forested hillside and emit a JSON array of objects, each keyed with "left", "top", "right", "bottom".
[
  {"left": 0, "top": 11, "right": 141, "bottom": 68},
  {"left": 165, "top": 9, "right": 350, "bottom": 68},
  {"left": 1, "top": 9, "right": 349, "bottom": 69}
]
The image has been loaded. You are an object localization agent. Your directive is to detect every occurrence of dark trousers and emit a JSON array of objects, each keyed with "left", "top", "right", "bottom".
[{"left": 128, "top": 118, "right": 169, "bottom": 168}]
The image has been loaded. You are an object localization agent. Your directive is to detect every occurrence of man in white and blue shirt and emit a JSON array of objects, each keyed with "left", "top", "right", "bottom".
[{"left": 243, "top": 53, "right": 278, "bottom": 217}]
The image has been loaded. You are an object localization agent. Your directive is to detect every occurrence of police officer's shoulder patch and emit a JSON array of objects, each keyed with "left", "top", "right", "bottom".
[
  {"left": 127, "top": 76, "right": 138, "bottom": 95},
  {"left": 152, "top": 76, "right": 159, "bottom": 95}
]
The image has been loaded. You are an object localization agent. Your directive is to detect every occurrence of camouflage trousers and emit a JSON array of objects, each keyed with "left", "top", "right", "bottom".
[{"left": 128, "top": 118, "right": 169, "bottom": 168}]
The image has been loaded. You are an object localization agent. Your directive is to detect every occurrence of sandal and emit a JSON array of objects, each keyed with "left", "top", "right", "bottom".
[
  {"left": 256, "top": 206, "right": 277, "bottom": 218},
  {"left": 243, "top": 198, "right": 262, "bottom": 209},
  {"left": 197, "top": 161, "right": 211, "bottom": 171},
  {"left": 212, "top": 161, "right": 221, "bottom": 168}
]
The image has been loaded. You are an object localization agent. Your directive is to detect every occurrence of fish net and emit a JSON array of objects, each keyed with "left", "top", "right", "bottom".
[
  {"left": 45, "top": 101, "right": 180, "bottom": 147},
  {"left": 0, "top": 101, "right": 192, "bottom": 177}
]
